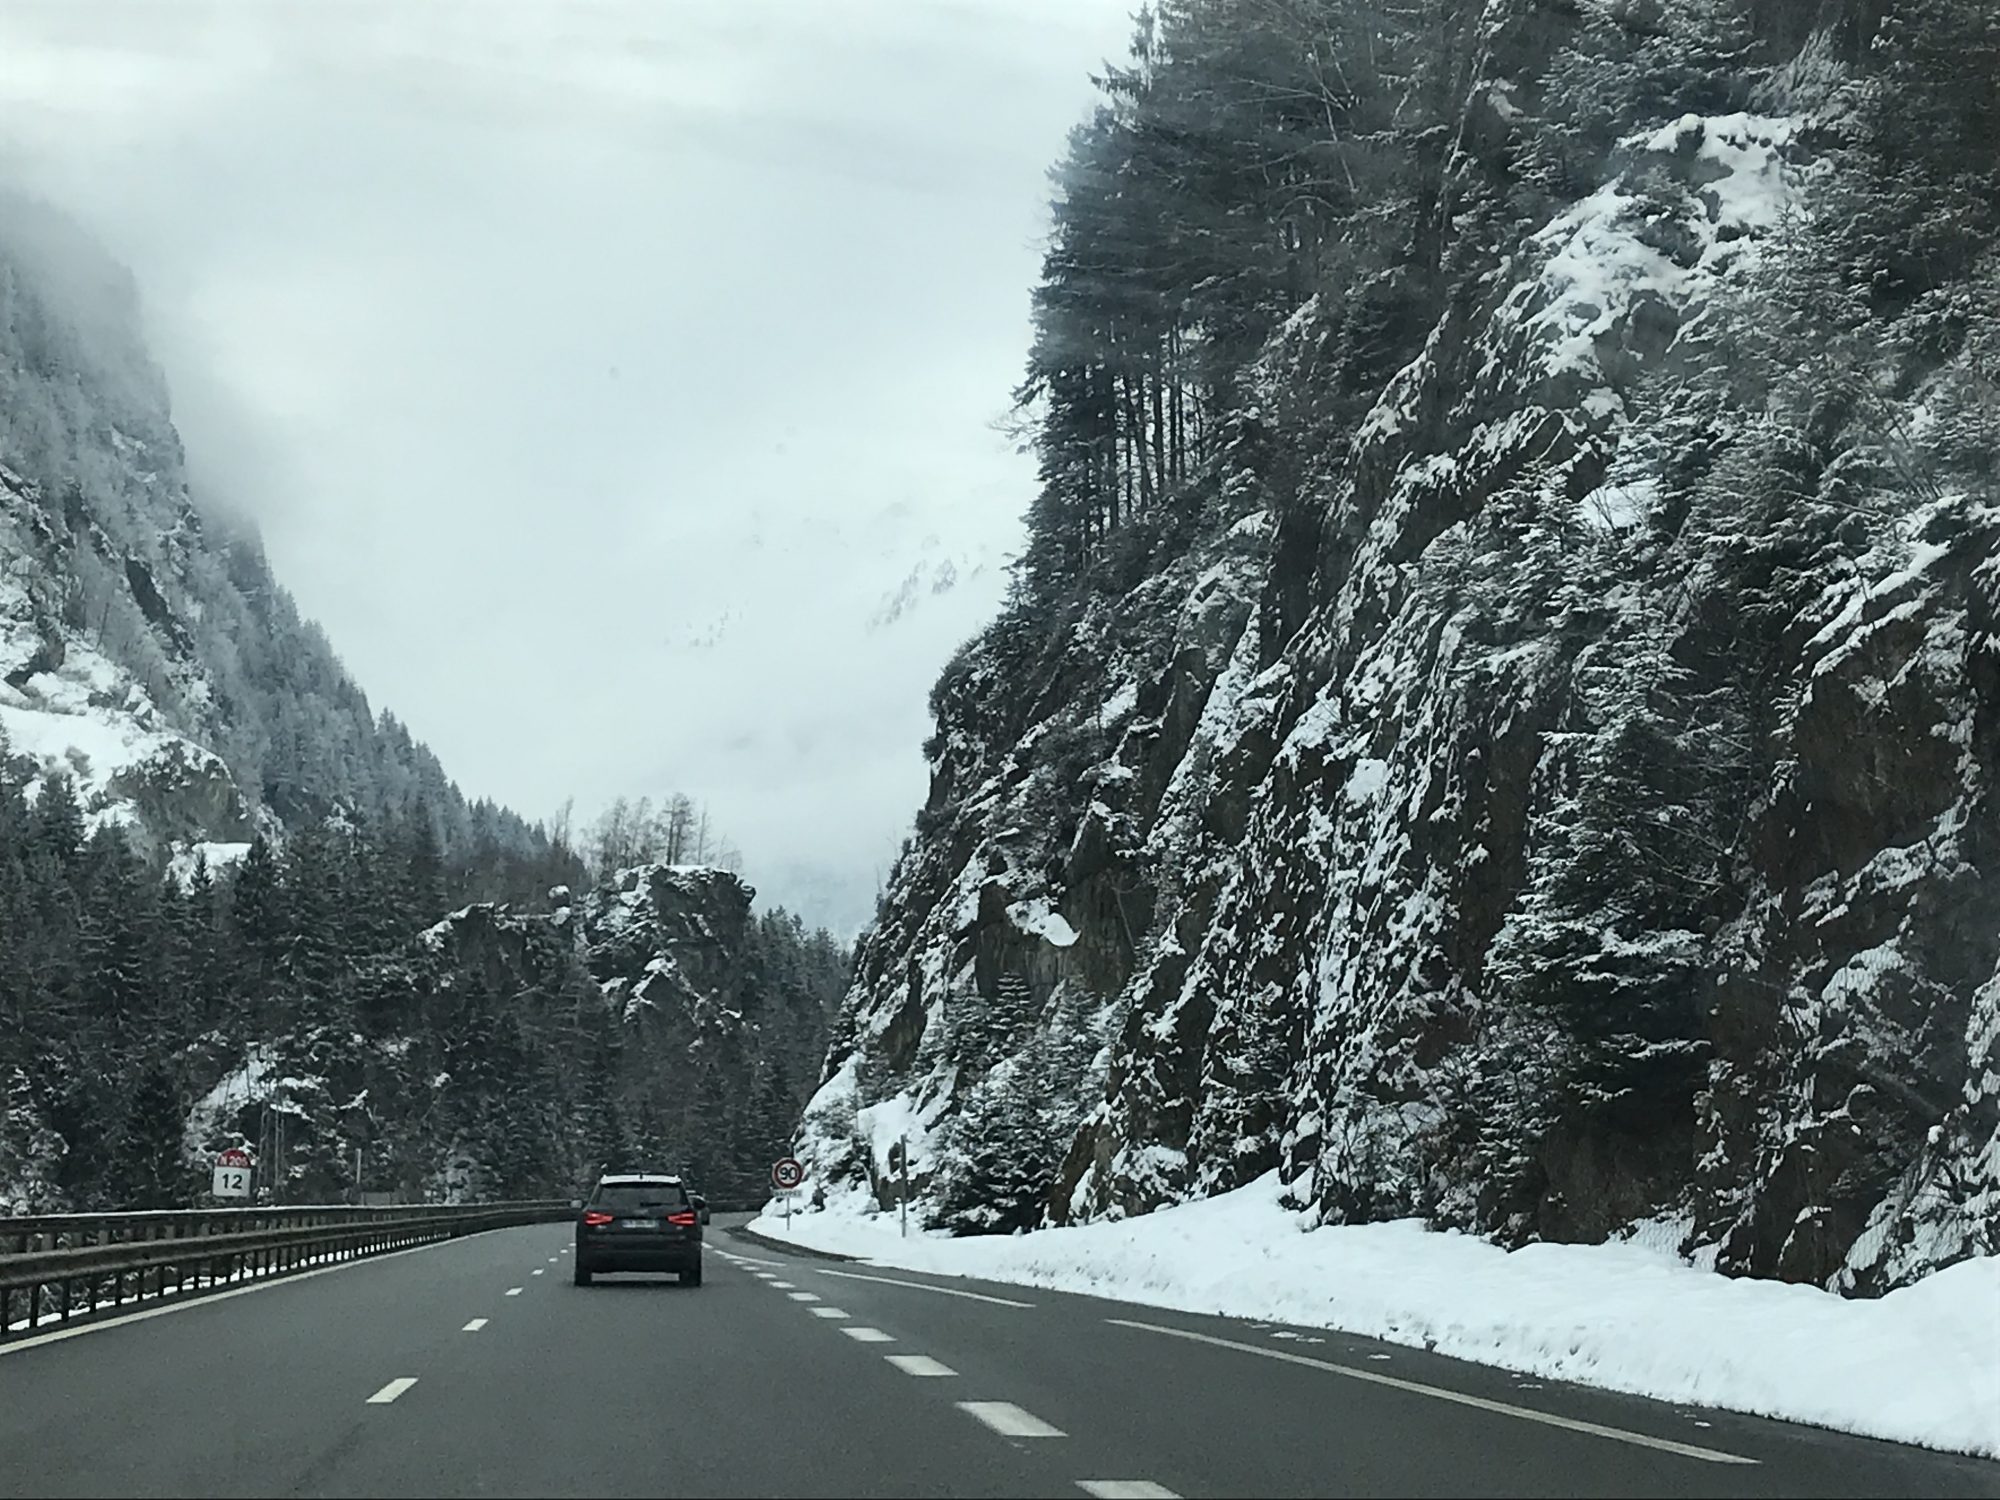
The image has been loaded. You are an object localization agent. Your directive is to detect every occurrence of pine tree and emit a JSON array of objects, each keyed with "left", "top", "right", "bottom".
[
  {"left": 278, "top": 821, "right": 352, "bottom": 1003},
  {"left": 179, "top": 853, "right": 233, "bottom": 1031},
  {"left": 229, "top": 835, "right": 285, "bottom": 995},
  {"left": 29, "top": 771, "right": 84, "bottom": 870},
  {"left": 75, "top": 831, "right": 162, "bottom": 1053},
  {"left": 120, "top": 1064, "right": 188, "bottom": 1209},
  {"left": 401, "top": 803, "right": 447, "bottom": 921}
]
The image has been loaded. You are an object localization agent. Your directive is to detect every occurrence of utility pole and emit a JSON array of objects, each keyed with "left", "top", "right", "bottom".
[{"left": 256, "top": 1105, "right": 271, "bottom": 1202}]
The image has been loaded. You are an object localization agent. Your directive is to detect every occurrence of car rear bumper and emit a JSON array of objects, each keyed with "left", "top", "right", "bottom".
[{"left": 579, "top": 1239, "right": 700, "bottom": 1271}]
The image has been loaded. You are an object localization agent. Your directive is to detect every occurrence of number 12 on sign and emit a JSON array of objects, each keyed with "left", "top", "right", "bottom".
[{"left": 212, "top": 1166, "right": 250, "bottom": 1199}]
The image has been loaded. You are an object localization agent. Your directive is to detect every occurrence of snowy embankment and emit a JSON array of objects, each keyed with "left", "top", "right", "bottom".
[{"left": 751, "top": 1171, "right": 1999, "bottom": 1459}]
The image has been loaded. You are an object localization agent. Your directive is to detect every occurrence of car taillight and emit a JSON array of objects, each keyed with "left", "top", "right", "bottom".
[
  {"left": 582, "top": 1210, "right": 615, "bottom": 1226},
  {"left": 666, "top": 1211, "right": 697, "bottom": 1226}
]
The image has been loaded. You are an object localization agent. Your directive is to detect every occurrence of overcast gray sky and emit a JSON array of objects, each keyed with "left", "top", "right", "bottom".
[{"left": 0, "top": 0, "right": 1134, "bottom": 934}]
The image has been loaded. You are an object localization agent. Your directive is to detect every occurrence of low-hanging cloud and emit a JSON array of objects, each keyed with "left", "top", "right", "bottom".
[{"left": 0, "top": 0, "right": 1136, "bottom": 935}]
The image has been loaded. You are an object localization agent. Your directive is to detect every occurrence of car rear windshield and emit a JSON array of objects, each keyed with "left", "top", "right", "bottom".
[{"left": 591, "top": 1182, "right": 688, "bottom": 1212}]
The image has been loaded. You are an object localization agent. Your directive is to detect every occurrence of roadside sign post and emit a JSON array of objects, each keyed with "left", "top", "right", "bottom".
[
  {"left": 900, "top": 1132, "right": 908, "bottom": 1239},
  {"left": 772, "top": 1156, "right": 804, "bottom": 1232},
  {"left": 212, "top": 1146, "right": 252, "bottom": 1200}
]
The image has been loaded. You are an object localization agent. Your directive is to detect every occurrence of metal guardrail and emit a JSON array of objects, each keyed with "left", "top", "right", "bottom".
[{"left": 0, "top": 1202, "right": 573, "bottom": 1343}]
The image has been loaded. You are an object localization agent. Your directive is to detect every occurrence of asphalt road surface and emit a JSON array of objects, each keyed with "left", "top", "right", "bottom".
[{"left": 2, "top": 1213, "right": 1995, "bottom": 1498}]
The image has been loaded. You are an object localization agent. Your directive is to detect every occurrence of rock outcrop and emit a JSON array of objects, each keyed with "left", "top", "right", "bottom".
[{"left": 798, "top": 0, "right": 2000, "bottom": 1294}]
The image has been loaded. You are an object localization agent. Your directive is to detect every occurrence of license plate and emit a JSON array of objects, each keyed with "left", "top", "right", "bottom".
[{"left": 617, "top": 1218, "right": 662, "bottom": 1230}]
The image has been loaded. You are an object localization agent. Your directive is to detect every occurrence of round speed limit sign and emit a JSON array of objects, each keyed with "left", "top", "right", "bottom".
[{"left": 771, "top": 1157, "right": 804, "bottom": 1190}]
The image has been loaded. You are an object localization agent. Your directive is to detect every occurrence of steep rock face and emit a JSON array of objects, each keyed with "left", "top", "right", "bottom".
[
  {"left": 586, "top": 865, "right": 754, "bottom": 1020},
  {"left": 801, "top": 1, "right": 2000, "bottom": 1292},
  {"left": 187, "top": 864, "right": 828, "bottom": 1205}
]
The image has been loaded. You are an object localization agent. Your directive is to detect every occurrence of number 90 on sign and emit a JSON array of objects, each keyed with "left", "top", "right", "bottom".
[{"left": 212, "top": 1166, "right": 251, "bottom": 1198}]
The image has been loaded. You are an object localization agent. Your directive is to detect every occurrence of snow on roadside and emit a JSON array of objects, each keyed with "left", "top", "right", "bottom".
[{"left": 750, "top": 1170, "right": 2000, "bottom": 1459}]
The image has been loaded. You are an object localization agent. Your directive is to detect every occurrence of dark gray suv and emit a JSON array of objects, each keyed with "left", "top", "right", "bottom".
[{"left": 574, "top": 1173, "right": 704, "bottom": 1286}]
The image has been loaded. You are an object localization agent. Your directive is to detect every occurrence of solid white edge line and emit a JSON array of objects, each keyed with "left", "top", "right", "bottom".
[
  {"left": 957, "top": 1401, "right": 1066, "bottom": 1438},
  {"left": 1103, "top": 1320, "right": 1759, "bottom": 1466},
  {"left": 885, "top": 1354, "right": 958, "bottom": 1377},
  {"left": 818, "top": 1269, "right": 1034, "bottom": 1308},
  {"left": 462, "top": 1318, "right": 488, "bottom": 1332},
  {"left": 0, "top": 1236, "right": 460, "bottom": 1356},
  {"left": 1077, "top": 1484, "right": 1181, "bottom": 1499},
  {"left": 366, "top": 1377, "right": 418, "bottom": 1404}
]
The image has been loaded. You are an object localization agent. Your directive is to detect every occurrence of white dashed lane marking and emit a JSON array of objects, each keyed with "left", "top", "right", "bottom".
[
  {"left": 1105, "top": 1320, "right": 1758, "bottom": 1466},
  {"left": 885, "top": 1355, "right": 957, "bottom": 1378},
  {"left": 810, "top": 1307, "right": 850, "bottom": 1319},
  {"left": 787, "top": 1291, "right": 821, "bottom": 1303},
  {"left": 505, "top": 1288, "right": 523, "bottom": 1297},
  {"left": 532, "top": 1269, "right": 545, "bottom": 1276},
  {"left": 462, "top": 1318, "right": 488, "bottom": 1332},
  {"left": 366, "top": 1378, "right": 418, "bottom": 1405},
  {"left": 817, "top": 1269, "right": 1034, "bottom": 1308},
  {"left": 841, "top": 1327, "right": 896, "bottom": 1343},
  {"left": 958, "top": 1402, "right": 1065, "bottom": 1438},
  {"left": 770, "top": 1281, "right": 797, "bottom": 1289},
  {"left": 1077, "top": 1483, "right": 1180, "bottom": 1499}
]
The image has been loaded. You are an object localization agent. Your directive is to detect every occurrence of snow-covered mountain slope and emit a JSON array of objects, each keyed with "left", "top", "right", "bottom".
[
  {"left": 0, "top": 464, "right": 258, "bottom": 855},
  {"left": 0, "top": 189, "right": 540, "bottom": 857},
  {"left": 797, "top": 1, "right": 2000, "bottom": 1296}
]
